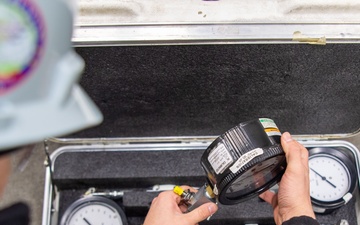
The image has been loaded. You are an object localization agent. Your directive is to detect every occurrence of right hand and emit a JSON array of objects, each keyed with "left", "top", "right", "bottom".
[{"left": 259, "top": 132, "right": 316, "bottom": 225}]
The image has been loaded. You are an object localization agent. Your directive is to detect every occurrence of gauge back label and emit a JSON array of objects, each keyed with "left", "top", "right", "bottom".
[
  {"left": 208, "top": 143, "right": 234, "bottom": 174},
  {"left": 229, "top": 148, "right": 264, "bottom": 173},
  {"left": 259, "top": 118, "right": 281, "bottom": 136}
]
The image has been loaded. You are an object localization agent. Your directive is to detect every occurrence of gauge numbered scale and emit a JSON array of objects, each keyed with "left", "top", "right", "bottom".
[
  {"left": 60, "top": 196, "right": 128, "bottom": 225},
  {"left": 308, "top": 147, "right": 357, "bottom": 214}
]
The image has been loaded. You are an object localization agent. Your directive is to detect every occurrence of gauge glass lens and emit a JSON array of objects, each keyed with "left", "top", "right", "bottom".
[
  {"left": 226, "top": 156, "right": 283, "bottom": 198},
  {"left": 309, "top": 154, "right": 350, "bottom": 202},
  {"left": 66, "top": 202, "right": 124, "bottom": 225}
]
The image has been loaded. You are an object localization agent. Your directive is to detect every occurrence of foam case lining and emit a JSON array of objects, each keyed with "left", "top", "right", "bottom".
[
  {"left": 73, "top": 44, "right": 360, "bottom": 138},
  {"left": 53, "top": 44, "right": 360, "bottom": 225},
  {"left": 53, "top": 149, "right": 357, "bottom": 225}
]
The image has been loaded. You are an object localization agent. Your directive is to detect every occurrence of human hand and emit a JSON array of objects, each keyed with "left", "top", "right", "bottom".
[
  {"left": 259, "top": 132, "right": 315, "bottom": 225},
  {"left": 143, "top": 186, "right": 218, "bottom": 225}
]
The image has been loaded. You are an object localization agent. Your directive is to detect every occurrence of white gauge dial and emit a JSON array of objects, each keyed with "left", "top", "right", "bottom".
[
  {"left": 61, "top": 196, "right": 127, "bottom": 225},
  {"left": 309, "top": 154, "right": 350, "bottom": 202},
  {"left": 66, "top": 203, "right": 123, "bottom": 225}
]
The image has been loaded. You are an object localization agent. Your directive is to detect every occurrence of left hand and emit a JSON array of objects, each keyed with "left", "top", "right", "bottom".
[{"left": 143, "top": 186, "right": 218, "bottom": 225}]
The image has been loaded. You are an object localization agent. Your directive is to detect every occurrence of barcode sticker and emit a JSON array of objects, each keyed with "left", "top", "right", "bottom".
[
  {"left": 208, "top": 143, "right": 234, "bottom": 174},
  {"left": 229, "top": 148, "right": 264, "bottom": 173}
]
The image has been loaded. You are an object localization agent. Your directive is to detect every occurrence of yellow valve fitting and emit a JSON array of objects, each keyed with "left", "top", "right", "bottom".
[{"left": 173, "top": 186, "right": 184, "bottom": 196}]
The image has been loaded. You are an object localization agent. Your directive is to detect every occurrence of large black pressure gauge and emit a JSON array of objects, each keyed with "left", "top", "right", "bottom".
[{"left": 200, "top": 118, "right": 287, "bottom": 205}]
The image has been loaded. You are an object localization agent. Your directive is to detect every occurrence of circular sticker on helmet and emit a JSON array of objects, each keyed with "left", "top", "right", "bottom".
[{"left": 0, "top": 0, "right": 45, "bottom": 95}]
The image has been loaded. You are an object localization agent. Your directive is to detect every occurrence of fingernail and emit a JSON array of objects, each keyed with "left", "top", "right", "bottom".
[
  {"left": 208, "top": 204, "right": 217, "bottom": 214},
  {"left": 283, "top": 132, "right": 293, "bottom": 143}
]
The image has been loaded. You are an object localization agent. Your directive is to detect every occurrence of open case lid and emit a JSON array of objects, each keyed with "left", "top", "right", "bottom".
[
  {"left": 63, "top": 0, "right": 360, "bottom": 139},
  {"left": 73, "top": 0, "right": 360, "bottom": 45}
]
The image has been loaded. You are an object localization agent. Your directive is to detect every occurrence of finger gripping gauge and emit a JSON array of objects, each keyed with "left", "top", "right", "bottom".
[{"left": 198, "top": 118, "right": 287, "bottom": 205}]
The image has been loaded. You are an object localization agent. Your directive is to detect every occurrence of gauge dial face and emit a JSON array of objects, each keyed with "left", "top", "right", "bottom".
[
  {"left": 66, "top": 203, "right": 123, "bottom": 225},
  {"left": 226, "top": 156, "right": 284, "bottom": 197},
  {"left": 309, "top": 154, "right": 351, "bottom": 202},
  {"left": 62, "top": 197, "right": 127, "bottom": 225}
]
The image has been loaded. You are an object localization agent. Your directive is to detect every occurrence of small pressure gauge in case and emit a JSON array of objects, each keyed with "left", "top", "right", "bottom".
[
  {"left": 60, "top": 196, "right": 128, "bottom": 225},
  {"left": 308, "top": 147, "right": 357, "bottom": 214}
]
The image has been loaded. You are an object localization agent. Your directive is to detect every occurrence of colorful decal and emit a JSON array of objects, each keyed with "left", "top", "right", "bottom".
[
  {"left": 0, "top": 0, "right": 45, "bottom": 94},
  {"left": 259, "top": 118, "right": 282, "bottom": 136}
]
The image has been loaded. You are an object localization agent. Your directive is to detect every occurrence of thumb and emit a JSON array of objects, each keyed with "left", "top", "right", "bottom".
[
  {"left": 281, "top": 132, "right": 309, "bottom": 168},
  {"left": 184, "top": 203, "right": 218, "bottom": 224},
  {"left": 281, "top": 132, "right": 297, "bottom": 155}
]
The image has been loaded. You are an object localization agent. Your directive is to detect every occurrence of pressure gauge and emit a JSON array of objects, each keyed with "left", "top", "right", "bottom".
[
  {"left": 60, "top": 196, "right": 128, "bottom": 225},
  {"left": 308, "top": 147, "right": 357, "bottom": 214},
  {"left": 200, "top": 118, "right": 287, "bottom": 205}
]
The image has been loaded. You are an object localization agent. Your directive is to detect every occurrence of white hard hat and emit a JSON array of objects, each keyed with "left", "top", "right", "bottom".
[{"left": 0, "top": 0, "right": 103, "bottom": 151}]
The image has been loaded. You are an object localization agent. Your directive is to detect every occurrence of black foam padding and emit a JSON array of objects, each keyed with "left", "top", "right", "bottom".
[
  {"left": 121, "top": 191, "right": 358, "bottom": 225},
  {"left": 53, "top": 149, "right": 207, "bottom": 189},
  {"left": 122, "top": 191, "right": 156, "bottom": 216},
  {"left": 57, "top": 189, "right": 358, "bottom": 225},
  {"left": 122, "top": 191, "right": 275, "bottom": 224},
  {"left": 54, "top": 148, "right": 358, "bottom": 225},
  {"left": 69, "top": 44, "right": 360, "bottom": 138}
]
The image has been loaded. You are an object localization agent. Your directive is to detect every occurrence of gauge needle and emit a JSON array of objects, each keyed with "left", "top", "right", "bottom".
[
  {"left": 310, "top": 168, "right": 337, "bottom": 188},
  {"left": 83, "top": 217, "right": 92, "bottom": 225}
]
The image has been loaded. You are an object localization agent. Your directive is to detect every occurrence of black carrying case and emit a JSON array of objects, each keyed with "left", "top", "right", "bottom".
[{"left": 42, "top": 44, "right": 360, "bottom": 225}]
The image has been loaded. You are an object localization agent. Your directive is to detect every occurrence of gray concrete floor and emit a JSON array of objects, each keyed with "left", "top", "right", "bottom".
[{"left": 1, "top": 134, "right": 360, "bottom": 225}]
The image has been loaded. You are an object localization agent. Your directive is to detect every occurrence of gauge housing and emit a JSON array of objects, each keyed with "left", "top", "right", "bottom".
[{"left": 200, "top": 118, "right": 287, "bottom": 205}]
